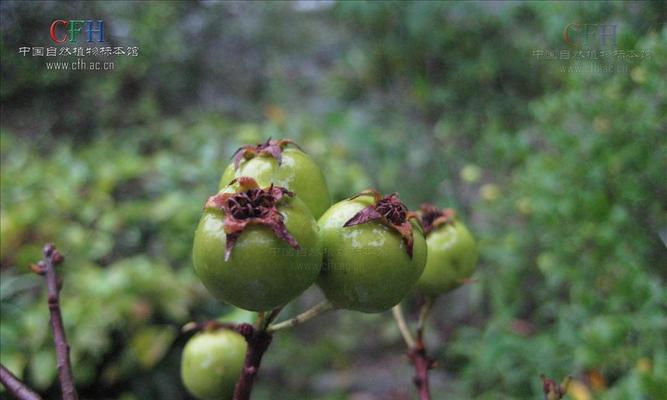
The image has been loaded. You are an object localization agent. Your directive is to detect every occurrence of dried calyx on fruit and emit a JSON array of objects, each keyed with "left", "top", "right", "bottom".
[
  {"left": 204, "top": 177, "right": 299, "bottom": 261},
  {"left": 413, "top": 203, "right": 478, "bottom": 297},
  {"left": 232, "top": 138, "right": 301, "bottom": 168},
  {"left": 418, "top": 204, "right": 456, "bottom": 236},
  {"left": 344, "top": 190, "right": 420, "bottom": 257},
  {"left": 220, "top": 138, "right": 331, "bottom": 219}
]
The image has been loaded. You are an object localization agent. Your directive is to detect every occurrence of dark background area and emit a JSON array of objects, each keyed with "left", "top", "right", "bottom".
[{"left": 1, "top": 1, "right": 665, "bottom": 399}]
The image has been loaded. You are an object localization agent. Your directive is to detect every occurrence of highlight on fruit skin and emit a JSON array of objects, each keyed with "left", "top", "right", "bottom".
[
  {"left": 413, "top": 204, "right": 478, "bottom": 297},
  {"left": 219, "top": 138, "right": 331, "bottom": 219},
  {"left": 316, "top": 190, "right": 427, "bottom": 313},
  {"left": 192, "top": 177, "right": 323, "bottom": 312},
  {"left": 181, "top": 329, "right": 247, "bottom": 400}
]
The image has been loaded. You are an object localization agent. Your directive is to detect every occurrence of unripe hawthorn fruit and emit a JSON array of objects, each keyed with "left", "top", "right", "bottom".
[
  {"left": 413, "top": 205, "right": 478, "bottom": 296},
  {"left": 219, "top": 138, "right": 331, "bottom": 219},
  {"left": 192, "top": 177, "right": 322, "bottom": 311},
  {"left": 181, "top": 329, "right": 246, "bottom": 400},
  {"left": 316, "top": 190, "right": 427, "bottom": 313}
]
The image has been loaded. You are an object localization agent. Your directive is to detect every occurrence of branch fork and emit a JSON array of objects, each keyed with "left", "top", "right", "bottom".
[
  {"left": 233, "top": 301, "right": 334, "bottom": 399},
  {"left": 233, "top": 323, "right": 274, "bottom": 400}
]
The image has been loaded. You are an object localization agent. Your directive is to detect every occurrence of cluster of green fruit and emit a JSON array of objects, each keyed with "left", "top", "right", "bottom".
[{"left": 182, "top": 139, "right": 478, "bottom": 399}]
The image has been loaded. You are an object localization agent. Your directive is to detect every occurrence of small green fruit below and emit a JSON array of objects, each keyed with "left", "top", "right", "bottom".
[
  {"left": 219, "top": 138, "right": 331, "bottom": 219},
  {"left": 181, "top": 329, "right": 246, "bottom": 400},
  {"left": 317, "top": 190, "right": 427, "bottom": 313},
  {"left": 192, "top": 177, "right": 323, "bottom": 311},
  {"left": 414, "top": 205, "right": 478, "bottom": 297}
]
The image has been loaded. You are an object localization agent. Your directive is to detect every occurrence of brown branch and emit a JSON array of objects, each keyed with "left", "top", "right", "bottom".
[
  {"left": 233, "top": 307, "right": 283, "bottom": 400},
  {"left": 412, "top": 296, "right": 436, "bottom": 400},
  {"left": 232, "top": 323, "right": 273, "bottom": 400},
  {"left": 231, "top": 301, "right": 335, "bottom": 399},
  {"left": 2, "top": 243, "right": 79, "bottom": 400},
  {"left": 0, "top": 364, "right": 42, "bottom": 400},
  {"left": 393, "top": 298, "right": 436, "bottom": 400},
  {"left": 33, "top": 244, "right": 78, "bottom": 400},
  {"left": 409, "top": 335, "right": 436, "bottom": 400}
]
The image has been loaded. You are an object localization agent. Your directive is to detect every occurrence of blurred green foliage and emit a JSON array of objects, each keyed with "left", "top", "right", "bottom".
[{"left": 1, "top": 1, "right": 665, "bottom": 399}]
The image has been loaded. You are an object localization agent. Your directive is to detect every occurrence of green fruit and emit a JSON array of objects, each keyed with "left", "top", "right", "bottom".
[
  {"left": 316, "top": 194, "right": 427, "bottom": 313},
  {"left": 414, "top": 218, "right": 478, "bottom": 296},
  {"left": 181, "top": 330, "right": 246, "bottom": 400},
  {"left": 193, "top": 178, "right": 323, "bottom": 311},
  {"left": 220, "top": 140, "right": 331, "bottom": 219}
]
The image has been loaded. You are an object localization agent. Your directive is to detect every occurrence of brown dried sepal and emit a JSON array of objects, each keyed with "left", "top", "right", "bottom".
[
  {"left": 204, "top": 177, "right": 300, "bottom": 261},
  {"left": 418, "top": 203, "right": 456, "bottom": 236},
  {"left": 343, "top": 189, "right": 420, "bottom": 258},
  {"left": 232, "top": 138, "right": 302, "bottom": 169}
]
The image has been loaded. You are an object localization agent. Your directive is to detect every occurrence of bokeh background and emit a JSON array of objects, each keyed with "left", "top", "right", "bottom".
[{"left": 1, "top": 1, "right": 665, "bottom": 399}]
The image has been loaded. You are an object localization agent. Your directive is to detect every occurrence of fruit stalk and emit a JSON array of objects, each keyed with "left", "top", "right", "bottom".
[
  {"left": 267, "top": 300, "right": 334, "bottom": 333},
  {"left": 392, "top": 304, "right": 416, "bottom": 348},
  {"left": 0, "top": 364, "right": 43, "bottom": 400}
]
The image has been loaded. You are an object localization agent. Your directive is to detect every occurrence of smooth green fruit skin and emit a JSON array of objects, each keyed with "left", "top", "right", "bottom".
[
  {"left": 414, "top": 220, "right": 478, "bottom": 297},
  {"left": 316, "top": 197, "right": 427, "bottom": 313},
  {"left": 219, "top": 148, "right": 331, "bottom": 219},
  {"left": 181, "top": 330, "right": 246, "bottom": 400},
  {"left": 192, "top": 195, "right": 322, "bottom": 311}
]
